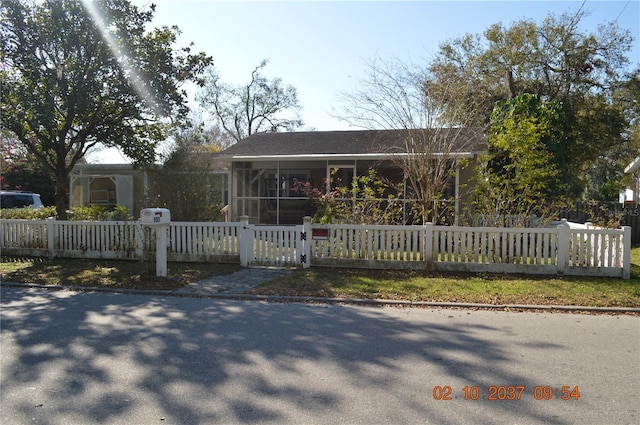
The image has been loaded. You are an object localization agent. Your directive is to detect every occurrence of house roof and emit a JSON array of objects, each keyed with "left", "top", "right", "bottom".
[{"left": 219, "top": 128, "right": 486, "bottom": 160}]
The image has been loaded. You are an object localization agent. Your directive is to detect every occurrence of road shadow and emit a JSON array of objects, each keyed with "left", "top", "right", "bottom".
[{"left": 1, "top": 286, "right": 577, "bottom": 424}]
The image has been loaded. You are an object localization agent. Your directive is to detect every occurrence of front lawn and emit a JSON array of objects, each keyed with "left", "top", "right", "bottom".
[
  {"left": 245, "top": 246, "right": 640, "bottom": 308},
  {"left": 1, "top": 247, "right": 639, "bottom": 308},
  {"left": 0, "top": 257, "right": 241, "bottom": 291},
  {"left": 246, "top": 268, "right": 640, "bottom": 308}
]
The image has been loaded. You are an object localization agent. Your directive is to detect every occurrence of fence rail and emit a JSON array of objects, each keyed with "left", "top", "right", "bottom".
[
  {"left": 310, "top": 224, "right": 424, "bottom": 269},
  {"left": 53, "top": 220, "right": 140, "bottom": 259},
  {"left": 1, "top": 219, "right": 242, "bottom": 263},
  {"left": 429, "top": 226, "right": 559, "bottom": 271},
  {"left": 0, "top": 218, "right": 632, "bottom": 278}
]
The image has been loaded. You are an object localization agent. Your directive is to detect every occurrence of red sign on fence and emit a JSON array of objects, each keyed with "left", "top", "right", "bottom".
[{"left": 312, "top": 229, "right": 328, "bottom": 240}]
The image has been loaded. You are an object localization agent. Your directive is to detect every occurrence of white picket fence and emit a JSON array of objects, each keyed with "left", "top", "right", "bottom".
[
  {"left": 168, "top": 222, "right": 241, "bottom": 262},
  {"left": 0, "top": 217, "right": 632, "bottom": 278},
  {"left": 240, "top": 222, "right": 307, "bottom": 268},
  {"left": 310, "top": 222, "right": 631, "bottom": 278}
]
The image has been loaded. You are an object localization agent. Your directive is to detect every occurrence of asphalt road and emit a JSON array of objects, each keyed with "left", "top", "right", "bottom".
[{"left": 1, "top": 286, "right": 639, "bottom": 425}]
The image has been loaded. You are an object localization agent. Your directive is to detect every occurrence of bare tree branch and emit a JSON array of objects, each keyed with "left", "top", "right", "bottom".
[
  {"left": 198, "top": 60, "right": 303, "bottom": 143},
  {"left": 336, "top": 56, "right": 483, "bottom": 223}
]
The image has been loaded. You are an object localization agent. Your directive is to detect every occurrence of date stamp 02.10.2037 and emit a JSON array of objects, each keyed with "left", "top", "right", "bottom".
[{"left": 432, "top": 385, "right": 580, "bottom": 401}]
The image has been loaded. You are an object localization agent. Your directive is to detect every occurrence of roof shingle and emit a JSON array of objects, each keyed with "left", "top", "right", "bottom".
[{"left": 220, "top": 128, "right": 486, "bottom": 157}]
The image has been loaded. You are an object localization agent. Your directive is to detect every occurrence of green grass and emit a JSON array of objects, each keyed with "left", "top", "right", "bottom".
[
  {"left": 1, "top": 248, "right": 639, "bottom": 308},
  {"left": 0, "top": 257, "right": 241, "bottom": 291},
  {"left": 247, "top": 268, "right": 640, "bottom": 307},
  {"left": 245, "top": 246, "right": 640, "bottom": 308}
]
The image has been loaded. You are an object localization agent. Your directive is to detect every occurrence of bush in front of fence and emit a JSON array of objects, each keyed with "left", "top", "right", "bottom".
[
  {"left": 0, "top": 206, "right": 57, "bottom": 220},
  {"left": 0, "top": 205, "right": 133, "bottom": 221},
  {"left": 67, "top": 205, "right": 133, "bottom": 221}
]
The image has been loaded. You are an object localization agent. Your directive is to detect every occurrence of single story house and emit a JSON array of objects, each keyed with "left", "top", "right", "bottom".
[
  {"left": 218, "top": 128, "right": 486, "bottom": 225},
  {"left": 71, "top": 129, "right": 485, "bottom": 223}
]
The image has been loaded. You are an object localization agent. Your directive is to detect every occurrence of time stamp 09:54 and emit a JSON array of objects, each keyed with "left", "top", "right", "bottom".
[{"left": 433, "top": 385, "right": 581, "bottom": 401}]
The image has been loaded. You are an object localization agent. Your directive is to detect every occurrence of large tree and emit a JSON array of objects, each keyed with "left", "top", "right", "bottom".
[
  {"left": 597, "top": 67, "right": 640, "bottom": 200},
  {"left": 337, "top": 57, "right": 482, "bottom": 224},
  {"left": 476, "top": 94, "right": 570, "bottom": 224},
  {"left": 197, "top": 60, "right": 303, "bottom": 143},
  {"left": 427, "top": 9, "right": 634, "bottom": 200},
  {"left": 1, "top": 0, "right": 212, "bottom": 217}
]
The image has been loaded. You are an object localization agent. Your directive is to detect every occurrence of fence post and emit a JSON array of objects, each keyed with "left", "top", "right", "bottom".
[
  {"left": 239, "top": 215, "right": 250, "bottom": 267},
  {"left": 557, "top": 219, "right": 570, "bottom": 275},
  {"left": 302, "top": 216, "right": 312, "bottom": 269},
  {"left": 47, "top": 217, "right": 56, "bottom": 259},
  {"left": 155, "top": 225, "right": 169, "bottom": 277},
  {"left": 424, "top": 222, "right": 433, "bottom": 270},
  {"left": 135, "top": 221, "right": 144, "bottom": 260},
  {"left": 622, "top": 226, "right": 631, "bottom": 279}
]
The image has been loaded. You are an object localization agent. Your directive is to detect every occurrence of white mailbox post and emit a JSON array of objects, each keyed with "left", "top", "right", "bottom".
[{"left": 140, "top": 208, "right": 171, "bottom": 277}]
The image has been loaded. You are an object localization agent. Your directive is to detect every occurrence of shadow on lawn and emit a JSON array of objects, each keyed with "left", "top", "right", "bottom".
[{"left": 0, "top": 256, "right": 241, "bottom": 290}]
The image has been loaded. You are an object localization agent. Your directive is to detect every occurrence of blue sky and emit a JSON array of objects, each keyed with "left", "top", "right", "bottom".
[{"left": 96, "top": 0, "right": 639, "bottom": 162}]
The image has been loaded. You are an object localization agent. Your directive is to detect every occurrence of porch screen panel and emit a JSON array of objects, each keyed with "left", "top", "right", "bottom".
[
  {"left": 236, "top": 169, "right": 260, "bottom": 197},
  {"left": 70, "top": 176, "right": 90, "bottom": 208},
  {"left": 234, "top": 199, "right": 260, "bottom": 223},
  {"left": 115, "top": 175, "right": 133, "bottom": 213},
  {"left": 274, "top": 168, "right": 312, "bottom": 225}
]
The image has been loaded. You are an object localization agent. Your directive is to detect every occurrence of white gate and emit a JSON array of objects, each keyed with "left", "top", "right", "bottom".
[{"left": 239, "top": 218, "right": 311, "bottom": 268}]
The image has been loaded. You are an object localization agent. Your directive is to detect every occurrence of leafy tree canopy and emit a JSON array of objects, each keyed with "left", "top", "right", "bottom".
[
  {"left": 1, "top": 0, "right": 212, "bottom": 217},
  {"left": 429, "top": 10, "right": 633, "bottom": 121},
  {"left": 428, "top": 9, "right": 635, "bottom": 200}
]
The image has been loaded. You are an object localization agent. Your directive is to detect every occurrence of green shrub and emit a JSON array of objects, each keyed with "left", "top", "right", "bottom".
[
  {"left": 0, "top": 206, "right": 57, "bottom": 220},
  {"left": 67, "top": 205, "right": 133, "bottom": 221},
  {"left": 0, "top": 205, "right": 133, "bottom": 221},
  {"left": 295, "top": 168, "right": 413, "bottom": 225}
]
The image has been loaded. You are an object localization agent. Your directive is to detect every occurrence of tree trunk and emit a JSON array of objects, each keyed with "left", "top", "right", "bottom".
[
  {"left": 432, "top": 201, "right": 439, "bottom": 225},
  {"left": 55, "top": 168, "right": 68, "bottom": 220},
  {"left": 506, "top": 69, "right": 516, "bottom": 98}
]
